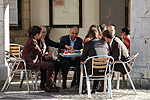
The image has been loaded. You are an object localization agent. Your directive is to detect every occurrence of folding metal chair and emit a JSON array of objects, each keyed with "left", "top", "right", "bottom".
[
  {"left": 1, "top": 50, "right": 34, "bottom": 93},
  {"left": 113, "top": 52, "right": 139, "bottom": 94},
  {"left": 11, "top": 44, "right": 40, "bottom": 91},
  {"left": 10, "top": 44, "right": 24, "bottom": 80},
  {"left": 79, "top": 55, "right": 114, "bottom": 99}
]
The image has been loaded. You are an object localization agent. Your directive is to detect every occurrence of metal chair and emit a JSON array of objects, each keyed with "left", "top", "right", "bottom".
[
  {"left": 10, "top": 44, "right": 24, "bottom": 80},
  {"left": 79, "top": 55, "right": 114, "bottom": 99},
  {"left": 10, "top": 43, "right": 23, "bottom": 58},
  {"left": 113, "top": 52, "right": 139, "bottom": 94},
  {"left": 52, "top": 49, "right": 59, "bottom": 61},
  {"left": 1, "top": 50, "right": 34, "bottom": 93},
  {"left": 11, "top": 43, "right": 39, "bottom": 91}
]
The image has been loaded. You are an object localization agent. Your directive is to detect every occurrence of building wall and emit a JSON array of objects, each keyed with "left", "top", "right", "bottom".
[
  {"left": 10, "top": 0, "right": 100, "bottom": 48},
  {"left": 130, "top": 0, "right": 150, "bottom": 87},
  {"left": 8, "top": 0, "right": 150, "bottom": 87},
  {"left": 31, "top": 0, "right": 49, "bottom": 26},
  {"left": 31, "top": 0, "right": 99, "bottom": 51},
  {"left": 0, "top": 0, "right": 9, "bottom": 82}
]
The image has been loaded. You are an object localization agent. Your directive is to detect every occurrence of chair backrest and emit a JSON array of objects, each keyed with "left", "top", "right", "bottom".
[
  {"left": 84, "top": 55, "right": 114, "bottom": 76},
  {"left": 52, "top": 49, "right": 59, "bottom": 61},
  {"left": 128, "top": 52, "right": 139, "bottom": 67},
  {"left": 4, "top": 50, "right": 22, "bottom": 70},
  {"left": 10, "top": 44, "right": 23, "bottom": 58}
]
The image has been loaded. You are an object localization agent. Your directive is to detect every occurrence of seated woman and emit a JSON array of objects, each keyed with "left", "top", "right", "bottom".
[
  {"left": 97, "top": 24, "right": 107, "bottom": 39},
  {"left": 121, "top": 27, "right": 130, "bottom": 51},
  {"left": 83, "top": 24, "right": 98, "bottom": 43}
]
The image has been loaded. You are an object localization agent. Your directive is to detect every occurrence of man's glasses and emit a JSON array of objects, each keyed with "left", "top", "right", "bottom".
[{"left": 42, "top": 31, "right": 47, "bottom": 33}]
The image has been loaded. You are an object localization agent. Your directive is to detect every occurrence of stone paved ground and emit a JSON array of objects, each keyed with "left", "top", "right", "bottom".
[{"left": 0, "top": 81, "right": 150, "bottom": 100}]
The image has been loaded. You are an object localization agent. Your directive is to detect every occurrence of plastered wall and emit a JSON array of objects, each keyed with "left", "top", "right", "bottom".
[{"left": 130, "top": 0, "right": 150, "bottom": 87}]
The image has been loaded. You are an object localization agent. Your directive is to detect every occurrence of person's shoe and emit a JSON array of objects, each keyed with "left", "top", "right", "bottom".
[
  {"left": 53, "top": 85, "right": 61, "bottom": 90},
  {"left": 71, "top": 82, "right": 77, "bottom": 88},
  {"left": 97, "top": 87, "right": 108, "bottom": 92},
  {"left": 82, "top": 89, "right": 87, "bottom": 94},
  {"left": 45, "top": 87, "right": 59, "bottom": 92},
  {"left": 97, "top": 88, "right": 103, "bottom": 92},
  {"left": 62, "top": 81, "right": 67, "bottom": 89},
  {"left": 40, "top": 85, "right": 45, "bottom": 90},
  {"left": 62, "top": 84, "right": 67, "bottom": 89},
  {"left": 91, "top": 89, "right": 96, "bottom": 94},
  {"left": 67, "top": 86, "right": 78, "bottom": 92},
  {"left": 97, "top": 86, "right": 103, "bottom": 92}
]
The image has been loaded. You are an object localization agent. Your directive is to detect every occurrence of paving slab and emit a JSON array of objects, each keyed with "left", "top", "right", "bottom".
[{"left": 0, "top": 81, "right": 150, "bottom": 100}]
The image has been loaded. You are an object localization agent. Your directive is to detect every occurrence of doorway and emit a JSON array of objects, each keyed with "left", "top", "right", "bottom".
[{"left": 99, "top": 0, "right": 126, "bottom": 36}]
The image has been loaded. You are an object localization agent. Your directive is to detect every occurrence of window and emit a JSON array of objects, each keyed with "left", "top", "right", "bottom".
[
  {"left": 49, "top": 0, "right": 82, "bottom": 28},
  {"left": 9, "top": 0, "right": 22, "bottom": 30}
]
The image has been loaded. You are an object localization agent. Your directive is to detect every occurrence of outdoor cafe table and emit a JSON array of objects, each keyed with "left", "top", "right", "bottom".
[
  {"left": 59, "top": 52, "right": 82, "bottom": 57},
  {"left": 59, "top": 52, "right": 82, "bottom": 87}
]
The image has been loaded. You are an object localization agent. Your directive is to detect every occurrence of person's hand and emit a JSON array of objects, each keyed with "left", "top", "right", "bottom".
[
  {"left": 65, "top": 45, "right": 73, "bottom": 50},
  {"left": 42, "top": 43, "right": 46, "bottom": 54},
  {"left": 44, "top": 55, "right": 50, "bottom": 60},
  {"left": 80, "top": 61, "right": 84, "bottom": 64},
  {"left": 70, "top": 57, "right": 75, "bottom": 61},
  {"left": 44, "top": 52, "right": 50, "bottom": 56},
  {"left": 44, "top": 51, "right": 53, "bottom": 56},
  {"left": 40, "top": 38, "right": 45, "bottom": 44}
]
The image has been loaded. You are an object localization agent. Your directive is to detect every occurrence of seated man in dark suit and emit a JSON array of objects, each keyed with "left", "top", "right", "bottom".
[
  {"left": 102, "top": 30, "right": 131, "bottom": 74},
  {"left": 37, "top": 25, "right": 73, "bottom": 90},
  {"left": 59, "top": 26, "right": 83, "bottom": 88},
  {"left": 81, "top": 29, "right": 108, "bottom": 93},
  {"left": 22, "top": 27, "right": 59, "bottom": 92}
]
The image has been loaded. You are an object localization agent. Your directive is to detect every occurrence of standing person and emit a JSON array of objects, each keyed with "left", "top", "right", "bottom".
[
  {"left": 59, "top": 26, "right": 83, "bottom": 88},
  {"left": 102, "top": 30, "right": 131, "bottom": 75},
  {"left": 22, "top": 27, "right": 59, "bottom": 92},
  {"left": 121, "top": 27, "right": 130, "bottom": 51},
  {"left": 37, "top": 25, "right": 73, "bottom": 90},
  {"left": 81, "top": 29, "right": 108, "bottom": 93}
]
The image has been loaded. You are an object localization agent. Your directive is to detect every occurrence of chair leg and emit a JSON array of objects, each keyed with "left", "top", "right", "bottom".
[
  {"left": 1, "top": 76, "right": 10, "bottom": 92},
  {"left": 30, "top": 71, "right": 35, "bottom": 90},
  {"left": 79, "top": 67, "right": 83, "bottom": 94},
  {"left": 122, "top": 75, "right": 126, "bottom": 87},
  {"left": 58, "top": 70, "right": 61, "bottom": 87},
  {"left": 86, "top": 76, "right": 91, "bottom": 99},
  {"left": 20, "top": 72, "right": 25, "bottom": 88},
  {"left": 25, "top": 71, "right": 30, "bottom": 93},
  {"left": 123, "top": 64, "right": 137, "bottom": 94},
  {"left": 104, "top": 77, "right": 107, "bottom": 93},
  {"left": 108, "top": 76, "right": 112, "bottom": 98},
  {"left": 126, "top": 72, "right": 137, "bottom": 94},
  {"left": 6, "top": 73, "right": 14, "bottom": 90},
  {"left": 116, "top": 72, "right": 120, "bottom": 90},
  {"left": 20, "top": 71, "right": 24, "bottom": 80},
  {"left": 34, "top": 71, "right": 38, "bottom": 90}
]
